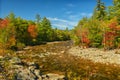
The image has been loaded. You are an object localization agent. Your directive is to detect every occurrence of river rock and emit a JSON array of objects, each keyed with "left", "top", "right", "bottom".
[
  {"left": 15, "top": 68, "right": 38, "bottom": 80},
  {"left": 0, "top": 56, "right": 4, "bottom": 59},
  {"left": 45, "top": 73, "right": 65, "bottom": 80},
  {"left": 68, "top": 47, "right": 120, "bottom": 65},
  {"left": 10, "top": 57, "right": 21, "bottom": 64}
]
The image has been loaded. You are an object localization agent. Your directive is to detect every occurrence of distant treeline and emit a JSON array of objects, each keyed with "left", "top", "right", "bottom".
[{"left": 0, "top": 13, "right": 71, "bottom": 50}]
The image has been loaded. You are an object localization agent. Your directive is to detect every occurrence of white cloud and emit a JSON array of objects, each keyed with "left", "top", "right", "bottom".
[
  {"left": 67, "top": 3, "right": 75, "bottom": 7},
  {"left": 69, "top": 15, "right": 78, "bottom": 19},
  {"left": 48, "top": 12, "right": 92, "bottom": 29},
  {"left": 65, "top": 11, "right": 73, "bottom": 14},
  {"left": 68, "top": 12, "right": 93, "bottom": 20},
  {"left": 80, "top": 13, "right": 87, "bottom": 16},
  {"left": 88, "top": 13, "right": 93, "bottom": 17},
  {"left": 48, "top": 17, "right": 77, "bottom": 29},
  {"left": 52, "top": 24, "right": 68, "bottom": 29},
  {"left": 48, "top": 17, "right": 67, "bottom": 23},
  {"left": 80, "top": 12, "right": 92, "bottom": 17}
]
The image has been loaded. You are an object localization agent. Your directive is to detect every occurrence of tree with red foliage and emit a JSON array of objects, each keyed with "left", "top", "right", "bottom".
[
  {"left": 0, "top": 19, "right": 9, "bottom": 28},
  {"left": 28, "top": 24, "right": 38, "bottom": 38},
  {"left": 81, "top": 30, "right": 90, "bottom": 48},
  {"left": 103, "top": 31, "right": 116, "bottom": 49},
  {"left": 103, "top": 21, "right": 118, "bottom": 49}
]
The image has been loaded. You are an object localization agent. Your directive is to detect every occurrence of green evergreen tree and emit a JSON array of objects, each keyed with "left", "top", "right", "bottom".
[
  {"left": 113, "top": 0, "right": 120, "bottom": 24},
  {"left": 93, "top": 0, "right": 106, "bottom": 20},
  {"left": 36, "top": 14, "right": 41, "bottom": 24},
  {"left": 40, "top": 17, "right": 52, "bottom": 41}
]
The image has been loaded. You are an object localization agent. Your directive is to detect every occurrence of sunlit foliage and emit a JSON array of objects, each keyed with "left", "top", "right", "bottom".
[{"left": 74, "top": 0, "right": 120, "bottom": 49}]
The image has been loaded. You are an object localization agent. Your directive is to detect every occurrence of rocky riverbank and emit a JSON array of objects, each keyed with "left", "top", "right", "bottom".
[
  {"left": 0, "top": 56, "right": 65, "bottom": 80},
  {"left": 0, "top": 41, "right": 120, "bottom": 80},
  {"left": 68, "top": 46, "right": 120, "bottom": 65},
  {"left": 0, "top": 41, "right": 72, "bottom": 80}
]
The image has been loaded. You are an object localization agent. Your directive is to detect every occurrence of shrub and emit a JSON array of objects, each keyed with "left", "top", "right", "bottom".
[{"left": 16, "top": 42, "right": 25, "bottom": 50}]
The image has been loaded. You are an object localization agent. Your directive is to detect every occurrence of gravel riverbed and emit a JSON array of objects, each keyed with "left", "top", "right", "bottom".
[{"left": 68, "top": 46, "right": 120, "bottom": 65}]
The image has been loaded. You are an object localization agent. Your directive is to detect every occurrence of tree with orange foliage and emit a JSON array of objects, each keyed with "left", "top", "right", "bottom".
[
  {"left": 0, "top": 19, "right": 9, "bottom": 28},
  {"left": 81, "top": 30, "right": 90, "bottom": 48},
  {"left": 103, "top": 31, "right": 116, "bottom": 49},
  {"left": 0, "top": 19, "right": 10, "bottom": 43},
  {"left": 103, "top": 19, "right": 118, "bottom": 49},
  {"left": 28, "top": 24, "right": 38, "bottom": 38}
]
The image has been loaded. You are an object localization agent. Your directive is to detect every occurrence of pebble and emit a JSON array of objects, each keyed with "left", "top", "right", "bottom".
[{"left": 68, "top": 46, "right": 120, "bottom": 65}]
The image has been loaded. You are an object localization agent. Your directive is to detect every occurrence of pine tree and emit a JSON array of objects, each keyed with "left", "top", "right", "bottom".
[
  {"left": 40, "top": 17, "right": 52, "bottom": 41},
  {"left": 93, "top": 0, "right": 106, "bottom": 20},
  {"left": 35, "top": 14, "right": 41, "bottom": 24}
]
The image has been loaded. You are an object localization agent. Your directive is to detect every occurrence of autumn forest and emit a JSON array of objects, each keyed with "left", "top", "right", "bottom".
[
  {"left": 0, "top": 0, "right": 120, "bottom": 80},
  {"left": 1, "top": 0, "right": 120, "bottom": 50}
]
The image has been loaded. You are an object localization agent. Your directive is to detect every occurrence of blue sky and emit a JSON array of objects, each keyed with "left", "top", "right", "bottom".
[{"left": 0, "top": 0, "right": 113, "bottom": 29}]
